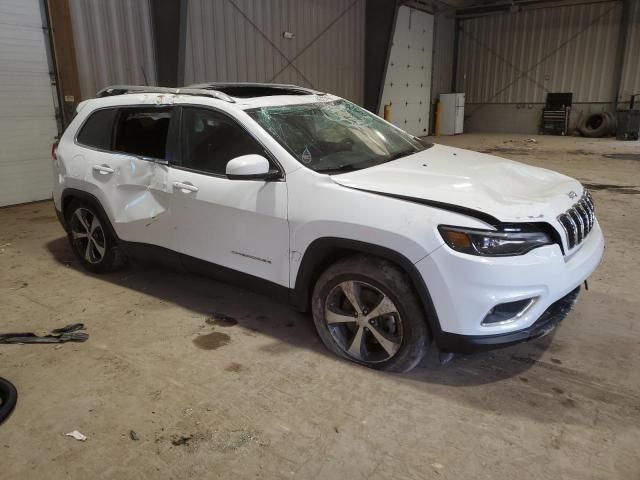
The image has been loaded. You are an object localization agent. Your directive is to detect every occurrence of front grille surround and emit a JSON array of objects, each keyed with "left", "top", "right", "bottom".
[{"left": 557, "top": 191, "right": 595, "bottom": 250}]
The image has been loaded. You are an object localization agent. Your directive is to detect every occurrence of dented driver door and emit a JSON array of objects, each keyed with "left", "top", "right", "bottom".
[{"left": 105, "top": 154, "right": 174, "bottom": 247}]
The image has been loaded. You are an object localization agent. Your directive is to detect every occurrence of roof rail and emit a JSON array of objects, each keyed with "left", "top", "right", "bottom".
[
  {"left": 95, "top": 85, "right": 236, "bottom": 103},
  {"left": 187, "top": 82, "right": 325, "bottom": 96}
]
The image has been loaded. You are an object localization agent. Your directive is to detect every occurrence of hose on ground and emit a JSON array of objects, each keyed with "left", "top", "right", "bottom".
[{"left": 0, "top": 377, "right": 17, "bottom": 425}]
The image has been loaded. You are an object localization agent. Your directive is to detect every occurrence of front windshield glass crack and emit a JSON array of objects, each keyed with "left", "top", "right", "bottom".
[{"left": 248, "top": 100, "right": 431, "bottom": 174}]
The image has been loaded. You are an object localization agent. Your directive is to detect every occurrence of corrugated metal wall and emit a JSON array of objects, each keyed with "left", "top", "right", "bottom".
[
  {"left": 183, "top": 0, "right": 365, "bottom": 104},
  {"left": 457, "top": 2, "right": 622, "bottom": 104},
  {"left": 620, "top": 0, "right": 640, "bottom": 101},
  {"left": 69, "top": 0, "right": 156, "bottom": 99},
  {"left": 431, "top": 9, "right": 455, "bottom": 102},
  {"left": 454, "top": 0, "right": 640, "bottom": 133}
]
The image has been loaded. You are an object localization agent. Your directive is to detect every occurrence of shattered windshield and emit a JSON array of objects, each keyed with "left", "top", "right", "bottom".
[{"left": 247, "top": 100, "right": 431, "bottom": 174}]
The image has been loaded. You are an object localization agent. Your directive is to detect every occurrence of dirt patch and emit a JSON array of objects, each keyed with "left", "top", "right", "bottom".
[
  {"left": 168, "top": 428, "right": 261, "bottom": 452},
  {"left": 566, "top": 149, "right": 596, "bottom": 156},
  {"left": 28, "top": 216, "right": 56, "bottom": 224},
  {"left": 603, "top": 153, "right": 640, "bottom": 161},
  {"left": 206, "top": 313, "right": 238, "bottom": 327},
  {"left": 480, "top": 147, "right": 530, "bottom": 155},
  {"left": 224, "top": 362, "right": 246, "bottom": 373},
  {"left": 193, "top": 332, "right": 231, "bottom": 350},
  {"left": 582, "top": 182, "right": 640, "bottom": 194}
]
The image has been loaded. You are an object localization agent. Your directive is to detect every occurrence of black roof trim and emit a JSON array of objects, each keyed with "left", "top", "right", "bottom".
[{"left": 186, "top": 82, "right": 325, "bottom": 98}]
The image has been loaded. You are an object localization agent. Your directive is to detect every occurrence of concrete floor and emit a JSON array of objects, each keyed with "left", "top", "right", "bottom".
[{"left": 1, "top": 134, "right": 639, "bottom": 479}]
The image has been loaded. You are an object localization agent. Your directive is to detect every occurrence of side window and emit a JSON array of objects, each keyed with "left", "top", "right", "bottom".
[
  {"left": 180, "top": 107, "right": 266, "bottom": 175},
  {"left": 76, "top": 108, "right": 118, "bottom": 150},
  {"left": 114, "top": 107, "right": 173, "bottom": 160}
]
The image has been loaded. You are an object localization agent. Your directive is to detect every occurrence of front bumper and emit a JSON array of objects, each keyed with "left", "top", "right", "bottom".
[
  {"left": 435, "top": 286, "right": 580, "bottom": 353},
  {"left": 416, "top": 220, "right": 604, "bottom": 352}
]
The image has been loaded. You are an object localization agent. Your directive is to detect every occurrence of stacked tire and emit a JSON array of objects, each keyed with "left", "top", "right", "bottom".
[{"left": 579, "top": 112, "right": 617, "bottom": 137}]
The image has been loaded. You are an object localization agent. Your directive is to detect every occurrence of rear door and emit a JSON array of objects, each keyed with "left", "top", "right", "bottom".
[
  {"left": 71, "top": 105, "right": 176, "bottom": 247},
  {"left": 165, "top": 106, "right": 289, "bottom": 287}
]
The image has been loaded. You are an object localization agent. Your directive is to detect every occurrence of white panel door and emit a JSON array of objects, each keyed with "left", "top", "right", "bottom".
[
  {"left": 0, "top": 0, "right": 58, "bottom": 206},
  {"left": 378, "top": 6, "right": 434, "bottom": 137}
]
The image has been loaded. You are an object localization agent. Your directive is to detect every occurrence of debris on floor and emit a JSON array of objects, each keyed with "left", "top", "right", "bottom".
[
  {"left": 65, "top": 431, "right": 87, "bottom": 441},
  {"left": 129, "top": 430, "right": 140, "bottom": 441},
  {"left": 438, "top": 351, "right": 455, "bottom": 365},
  {"left": 0, "top": 323, "right": 88, "bottom": 344},
  {"left": 171, "top": 434, "right": 193, "bottom": 447}
]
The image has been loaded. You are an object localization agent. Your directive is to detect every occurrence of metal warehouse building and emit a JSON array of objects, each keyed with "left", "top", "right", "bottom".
[{"left": 2, "top": 0, "right": 638, "bottom": 206}]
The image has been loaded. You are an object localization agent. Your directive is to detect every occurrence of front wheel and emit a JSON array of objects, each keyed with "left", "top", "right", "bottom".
[{"left": 311, "top": 255, "right": 429, "bottom": 372}]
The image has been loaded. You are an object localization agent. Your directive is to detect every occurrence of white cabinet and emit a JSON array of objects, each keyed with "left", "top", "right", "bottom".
[{"left": 440, "top": 93, "right": 465, "bottom": 135}]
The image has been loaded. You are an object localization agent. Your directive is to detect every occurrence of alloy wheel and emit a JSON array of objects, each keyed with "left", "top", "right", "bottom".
[
  {"left": 324, "top": 280, "right": 403, "bottom": 363},
  {"left": 69, "top": 208, "right": 106, "bottom": 264}
]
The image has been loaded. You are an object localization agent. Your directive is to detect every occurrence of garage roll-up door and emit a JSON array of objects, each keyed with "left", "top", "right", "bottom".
[
  {"left": 378, "top": 6, "right": 434, "bottom": 137},
  {"left": 0, "top": 0, "right": 58, "bottom": 206}
]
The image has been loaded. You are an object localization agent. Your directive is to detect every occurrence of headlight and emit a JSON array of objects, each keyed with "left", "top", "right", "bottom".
[{"left": 438, "top": 225, "right": 554, "bottom": 256}]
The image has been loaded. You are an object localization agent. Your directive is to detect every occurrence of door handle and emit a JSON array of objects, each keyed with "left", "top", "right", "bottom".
[
  {"left": 92, "top": 164, "right": 115, "bottom": 175},
  {"left": 173, "top": 181, "right": 199, "bottom": 193}
]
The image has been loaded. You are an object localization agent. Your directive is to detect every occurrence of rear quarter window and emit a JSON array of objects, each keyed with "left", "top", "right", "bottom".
[{"left": 76, "top": 108, "right": 118, "bottom": 150}]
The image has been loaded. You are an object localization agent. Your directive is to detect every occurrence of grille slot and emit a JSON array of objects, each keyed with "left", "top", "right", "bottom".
[{"left": 557, "top": 191, "right": 595, "bottom": 250}]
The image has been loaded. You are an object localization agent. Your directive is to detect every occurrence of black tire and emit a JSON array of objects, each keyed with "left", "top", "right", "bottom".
[
  {"left": 65, "top": 199, "right": 126, "bottom": 273},
  {"left": 579, "top": 113, "right": 610, "bottom": 138},
  {"left": 311, "top": 255, "right": 429, "bottom": 372},
  {"left": 0, "top": 377, "right": 17, "bottom": 425}
]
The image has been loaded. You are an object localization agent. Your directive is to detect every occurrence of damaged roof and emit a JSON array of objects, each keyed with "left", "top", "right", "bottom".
[{"left": 95, "top": 82, "right": 334, "bottom": 109}]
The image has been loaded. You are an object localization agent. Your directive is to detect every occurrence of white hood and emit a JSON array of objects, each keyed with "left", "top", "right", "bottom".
[{"left": 331, "top": 144, "right": 583, "bottom": 224}]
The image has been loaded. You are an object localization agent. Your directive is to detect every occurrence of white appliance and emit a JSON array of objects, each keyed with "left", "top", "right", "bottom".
[{"left": 440, "top": 93, "right": 465, "bottom": 135}]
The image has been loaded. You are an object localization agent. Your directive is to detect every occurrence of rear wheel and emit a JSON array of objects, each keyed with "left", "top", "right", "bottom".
[
  {"left": 66, "top": 199, "right": 126, "bottom": 273},
  {"left": 312, "top": 255, "right": 429, "bottom": 372}
]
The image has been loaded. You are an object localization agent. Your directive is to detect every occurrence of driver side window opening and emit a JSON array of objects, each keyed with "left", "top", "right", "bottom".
[{"left": 179, "top": 107, "right": 267, "bottom": 175}]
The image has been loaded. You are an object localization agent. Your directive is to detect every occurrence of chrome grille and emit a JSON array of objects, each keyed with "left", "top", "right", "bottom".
[{"left": 557, "top": 191, "right": 596, "bottom": 249}]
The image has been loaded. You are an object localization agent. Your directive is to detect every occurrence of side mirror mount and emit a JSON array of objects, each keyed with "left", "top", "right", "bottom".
[{"left": 226, "top": 154, "right": 280, "bottom": 180}]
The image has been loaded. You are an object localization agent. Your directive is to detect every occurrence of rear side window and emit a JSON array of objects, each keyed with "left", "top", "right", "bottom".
[
  {"left": 76, "top": 108, "right": 118, "bottom": 150},
  {"left": 114, "top": 107, "right": 173, "bottom": 160}
]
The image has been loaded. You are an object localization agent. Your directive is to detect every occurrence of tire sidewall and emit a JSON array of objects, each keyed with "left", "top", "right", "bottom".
[
  {"left": 312, "top": 257, "right": 429, "bottom": 372},
  {"left": 65, "top": 200, "right": 116, "bottom": 273}
]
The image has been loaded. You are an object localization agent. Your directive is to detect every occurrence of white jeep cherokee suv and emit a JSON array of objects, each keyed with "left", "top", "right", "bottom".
[{"left": 52, "top": 83, "right": 604, "bottom": 372}]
